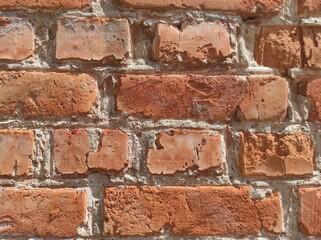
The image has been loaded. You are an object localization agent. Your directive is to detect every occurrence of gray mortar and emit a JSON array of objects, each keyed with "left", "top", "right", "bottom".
[{"left": 0, "top": 0, "right": 321, "bottom": 239}]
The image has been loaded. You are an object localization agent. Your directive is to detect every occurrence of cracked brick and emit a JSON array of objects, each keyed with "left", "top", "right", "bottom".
[
  {"left": 147, "top": 129, "right": 222, "bottom": 174},
  {"left": 240, "top": 132, "right": 314, "bottom": 178}
]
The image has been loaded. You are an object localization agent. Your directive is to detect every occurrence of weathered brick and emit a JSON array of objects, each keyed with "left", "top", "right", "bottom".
[
  {"left": 53, "top": 129, "right": 91, "bottom": 175},
  {"left": 255, "top": 192, "right": 283, "bottom": 233},
  {"left": 117, "top": 75, "right": 246, "bottom": 121},
  {"left": 0, "top": 72, "right": 98, "bottom": 119},
  {"left": 153, "top": 22, "right": 231, "bottom": 64},
  {"left": 56, "top": 18, "right": 131, "bottom": 62},
  {"left": 0, "top": 130, "right": 34, "bottom": 177},
  {"left": 302, "top": 26, "right": 321, "bottom": 68},
  {"left": 118, "top": 0, "right": 285, "bottom": 15},
  {"left": 0, "top": 189, "right": 87, "bottom": 237},
  {"left": 147, "top": 130, "right": 222, "bottom": 174},
  {"left": 254, "top": 26, "right": 301, "bottom": 69},
  {"left": 239, "top": 76, "right": 288, "bottom": 122},
  {"left": 104, "top": 186, "right": 260, "bottom": 236},
  {"left": 298, "top": 0, "right": 321, "bottom": 14},
  {"left": 104, "top": 186, "right": 283, "bottom": 236},
  {"left": 299, "top": 188, "right": 321, "bottom": 236},
  {"left": 0, "top": 18, "right": 34, "bottom": 60},
  {"left": 0, "top": 0, "right": 90, "bottom": 9},
  {"left": 87, "top": 130, "right": 129, "bottom": 172},
  {"left": 53, "top": 129, "right": 129, "bottom": 175},
  {"left": 307, "top": 78, "right": 321, "bottom": 121},
  {"left": 240, "top": 132, "right": 314, "bottom": 178}
]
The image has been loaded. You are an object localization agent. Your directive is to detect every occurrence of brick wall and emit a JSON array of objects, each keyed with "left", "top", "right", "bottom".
[{"left": 0, "top": 0, "right": 320, "bottom": 239}]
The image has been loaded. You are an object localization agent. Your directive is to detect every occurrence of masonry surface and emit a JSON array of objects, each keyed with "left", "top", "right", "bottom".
[{"left": 0, "top": 0, "right": 321, "bottom": 239}]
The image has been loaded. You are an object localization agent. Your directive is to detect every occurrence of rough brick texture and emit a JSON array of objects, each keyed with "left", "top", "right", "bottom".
[
  {"left": 299, "top": 188, "right": 321, "bottom": 236},
  {"left": 56, "top": 18, "right": 131, "bottom": 62},
  {"left": 1, "top": 0, "right": 321, "bottom": 239},
  {"left": 53, "top": 129, "right": 91, "bottom": 175},
  {"left": 0, "top": 72, "right": 97, "bottom": 119},
  {"left": 87, "top": 130, "right": 129, "bottom": 172},
  {"left": 240, "top": 132, "right": 314, "bottom": 178},
  {"left": 0, "top": 189, "right": 87, "bottom": 237},
  {"left": 254, "top": 26, "right": 301, "bottom": 69},
  {"left": 307, "top": 78, "right": 321, "bottom": 121},
  {"left": 0, "top": 0, "right": 90, "bottom": 9},
  {"left": 104, "top": 186, "right": 283, "bottom": 236},
  {"left": 302, "top": 26, "right": 321, "bottom": 68},
  {"left": 0, "top": 130, "right": 34, "bottom": 177},
  {"left": 0, "top": 18, "right": 34, "bottom": 60},
  {"left": 153, "top": 22, "right": 231, "bottom": 64},
  {"left": 239, "top": 76, "right": 288, "bottom": 122},
  {"left": 53, "top": 129, "right": 129, "bottom": 174},
  {"left": 117, "top": 75, "right": 246, "bottom": 121},
  {"left": 255, "top": 192, "right": 283, "bottom": 233},
  {"left": 119, "top": 0, "right": 285, "bottom": 15},
  {"left": 298, "top": 0, "right": 321, "bottom": 14},
  {"left": 147, "top": 130, "right": 222, "bottom": 174}
]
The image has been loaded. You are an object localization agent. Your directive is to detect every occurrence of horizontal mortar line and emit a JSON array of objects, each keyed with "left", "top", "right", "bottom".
[{"left": 0, "top": 120, "right": 314, "bottom": 127}]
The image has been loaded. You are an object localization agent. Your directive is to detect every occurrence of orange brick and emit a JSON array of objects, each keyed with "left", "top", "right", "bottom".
[
  {"left": 0, "top": 72, "right": 98, "bottom": 119},
  {"left": 0, "top": 189, "right": 87, "bottom": 237},
  {"left": 104, "top": 186, "right": 283, "bottom": 236},
  {"left": 239, "top": 76, "right": 288, "bottom": 122},
  {"left": 255, "top": 192, "right": 283, "bottom": 233},
  {"left": 0, "top": 18, "right": 34, "bottom": 60},
  {"left": 153, "top": 22, "right": 231, "bottom": 64},
  {"left": 306, "top": 78, "right": 321, "bottom": 121},
  {"left": 0, "top": 0, "right": 90, "bottom": 9},
  {"left": 302, "top": 26, "right": 321, "bottom": 69},
  {"left": 0, "top": 130, "right": 34, "bottom": 177},
  {"left": 53, "top": 129, "right": 91, "bottom": 175},
  {"left": 298, "top": 0, "right": 321, "bottom": 14},
  {"left": 88, "top": 130, "right": 129, "bottom": 172},
  {"left": 56, "top": 18, "right": 131, "bottom": 62},
  {"left": 53, "top": 129, "right": 129, "bottom": 175},
  {"left": 240, "top": 132, "right": 314, "bottom": 178},
  {"left": 299, "top": 188, "right": 321, "bottom": 235},
  {"left": 117, "top": 75, "right": 246, "bottom": 121},
  {"left": 147, "top": 130, "right": 222, "bottom": 174},
  {"left": 254, "top": 26, "right": 301, "bottom": 69},
  {"left": 119, "top": 0, "right": 285, "bottom": 15}
]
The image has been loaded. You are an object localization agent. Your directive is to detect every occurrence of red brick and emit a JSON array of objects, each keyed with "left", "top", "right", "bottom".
[
  {"left": 0, "top": 189, "right": 87, "bottom": 237},
  {"left": 0, "top": 0, "right": 90, "bottom": 9},
  {"left": 53, "top": 129, "right": 91, "bottom": 175},
  {"left": 239, "top": 76, "right": 288, "bottom": 122},
  {"left": 53, "top": 129, "right": 129, "bottom": 175},
  {"left": 255, "top": 192, "right": 283, "bottom": 233},
  {"left": 87, "top": 130, "right": 129, "bottom": 172},
  {"left": 0, "top": 130, "right": 34, "bottom": 177},
  {"left": 147, "top": 130, "right": 222, "bottom": 174},
  {"left": 56, "top": 18, "right": 131, "bottom": 62},
  {"left": 0, "top": 18, "right": 34, "bottom": 60},
  {"left": 298, "top": 0, "right": 321, "bottom": 14},
  {"left": 153, "top": 22, "right": 231, "bottom": 64},
  {"left": 302, "top": 26, "right": 321, "bottom": 68},
  {"left": 306, "top": 78, "right": 321, "bottom": 121},
  {"left": 117, "top": 75, "right": 246, "bottom": 121},
  {"left": 119, "top": 0, "right": 284, "bottom": 15},
  {"left": 240, "top": 132, "right": 314, "bottom": 178},
  {"left": 299, "top": 187, "right": 321, "bottom": 235},
  {"left": 0, "top": 72, "right": 98, "bottom": 119},
  {"left": 254, "top": 26, "right": 301, "bottom": 69},
  {"left": 104, "top": 186, "right": 261, "bottom": 236}
]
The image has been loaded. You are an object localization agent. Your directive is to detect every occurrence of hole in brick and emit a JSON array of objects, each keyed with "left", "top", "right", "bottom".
[{"left": 89, "top": 25, "right": 95, "bottom": 31}]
